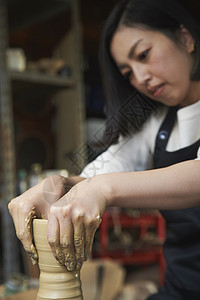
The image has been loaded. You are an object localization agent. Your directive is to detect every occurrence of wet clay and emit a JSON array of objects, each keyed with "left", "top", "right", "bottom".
[
  {"left": 33, "top": 219, "right": 83, "bottom": 300},
  {"left": 25, "top": 207, "right": 38, "bottom": 264}
]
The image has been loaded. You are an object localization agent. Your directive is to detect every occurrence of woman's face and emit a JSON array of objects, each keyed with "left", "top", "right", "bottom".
[{"left": 110, "top": 25, "right": 198, "bottom": 107}]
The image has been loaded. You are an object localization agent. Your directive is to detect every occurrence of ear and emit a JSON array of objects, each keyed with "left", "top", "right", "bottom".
[{"left": 178, "top": 24, "right": 195, "bottom": 53}]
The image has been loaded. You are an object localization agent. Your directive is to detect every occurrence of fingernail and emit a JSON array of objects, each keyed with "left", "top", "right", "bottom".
[
  {"left": 66, "top": 261, "right": 74, "bottom": 271},
  {"left": 29, "top": 253, "right": 37, "bottom": 265},
  {"left": 31, "top": 244, "right": 38, "bottom": 259}
]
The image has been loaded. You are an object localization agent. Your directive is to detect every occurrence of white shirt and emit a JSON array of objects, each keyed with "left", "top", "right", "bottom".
[{"left": 80, "top": 100, "right": 200, "bottom": 178}]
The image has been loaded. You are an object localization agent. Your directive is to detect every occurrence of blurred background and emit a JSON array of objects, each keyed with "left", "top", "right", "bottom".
[{"left": 0, "top": 0, "right": 165, "bottom": 299}]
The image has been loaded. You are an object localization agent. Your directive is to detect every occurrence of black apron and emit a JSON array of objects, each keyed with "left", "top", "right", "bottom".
[{"left": 147, "top": 106, "right": 200, "bottom": 300}]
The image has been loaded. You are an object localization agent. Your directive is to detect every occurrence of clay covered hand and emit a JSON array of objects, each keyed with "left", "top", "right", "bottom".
[
  {"left": 47, "top": 177, "right": 107, "bottom": 271},
  {"left": 8, "top": 175, "right": 69, "bottom": 263}
]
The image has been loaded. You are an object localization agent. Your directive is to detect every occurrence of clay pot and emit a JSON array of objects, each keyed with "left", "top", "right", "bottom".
[{"left": 33, "top": 219, "right": 83, "bottom": 300}]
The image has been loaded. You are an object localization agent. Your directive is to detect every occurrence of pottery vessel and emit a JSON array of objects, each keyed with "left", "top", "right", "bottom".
[{"left": 33, "top": 219, "right": 83, "bottom": 300}]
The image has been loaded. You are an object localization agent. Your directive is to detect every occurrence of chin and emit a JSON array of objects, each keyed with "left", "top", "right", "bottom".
[{"left": 155, "top": 97, "right": 180, "bottom": 107}]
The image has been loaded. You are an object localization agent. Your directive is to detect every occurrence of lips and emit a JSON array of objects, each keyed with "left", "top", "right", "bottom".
[{"left": 148, "top": 83, "right": 165, "bottom": 97}]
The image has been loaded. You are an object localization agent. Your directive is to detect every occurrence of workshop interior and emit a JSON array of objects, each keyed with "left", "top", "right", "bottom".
[{"left": 0, "top": 0, "right": 167, "bottom": 299}]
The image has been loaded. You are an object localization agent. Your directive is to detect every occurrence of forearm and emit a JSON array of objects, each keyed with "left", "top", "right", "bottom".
[
  {"left": 96, "top": 160, "right": 200, "bottom": 210},
  {"left": 46, "top": 160, "right": 199, "bottom": 270}
]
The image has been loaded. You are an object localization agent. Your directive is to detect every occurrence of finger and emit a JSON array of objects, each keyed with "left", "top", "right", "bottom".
[
  {"left": 8, "top": 199, "right": 20, "bottom": 236},
  {"left": 84, "top": 215, "right": 102, "bottom": 261},
  {"left": 72, "top": 214, "right": 85, "bottom": 270},
  {"left": 24, "top": 207, "right": 38, "bottom": 263},
  {"left": 9, "top": 199, "right": 37, "bottom": 259},
  {"left": 20, "top": 206, "right": 38, "bottom": 264},
  {"left": 48, "top": 212, "right": 64, "bottom": 266},
  {"left": 59, "top": 219, "right": 76, "bottom": 271},
  {"left": 8, "top": 199, "right": 22, "bottom": 241}
]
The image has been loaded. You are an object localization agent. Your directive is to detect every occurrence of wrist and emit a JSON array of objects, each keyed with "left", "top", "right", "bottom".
[{"left": 93, "top": 173, "right": 116, "bottom": 207}]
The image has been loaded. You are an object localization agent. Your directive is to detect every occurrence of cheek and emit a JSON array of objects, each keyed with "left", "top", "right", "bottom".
[
  {"left": 151, "top": 51, "right": 173, "bottom": 77},
  {"left": 152, "top": 51, "right": 191, "bottom": 83}
]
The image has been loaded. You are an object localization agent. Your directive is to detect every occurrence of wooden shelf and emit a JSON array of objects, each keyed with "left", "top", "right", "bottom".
[
  {"left": 10, "top": 70, "right": 74, "bottom": 87},
  {"left": 10, "top": 70, "right": 74, "bottom": 99}
]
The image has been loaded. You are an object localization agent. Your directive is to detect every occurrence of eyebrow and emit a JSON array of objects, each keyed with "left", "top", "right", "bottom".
[{"left": 118, "top": 39, "right": 143, "bottom": 70}]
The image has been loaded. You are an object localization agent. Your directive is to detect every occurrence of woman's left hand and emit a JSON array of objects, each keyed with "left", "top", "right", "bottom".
[{"left": 47, "top": 177, "right": 107, "bottom": 271}]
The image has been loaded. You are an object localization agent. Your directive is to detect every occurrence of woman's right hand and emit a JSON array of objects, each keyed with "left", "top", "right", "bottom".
[{"left": 8, "top": 174, "right": 69, "bottom": 263}]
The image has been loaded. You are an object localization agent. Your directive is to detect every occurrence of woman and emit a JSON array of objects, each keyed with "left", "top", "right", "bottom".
[{"left": 8, "top": 0, "right": 200, "bottom": 298}]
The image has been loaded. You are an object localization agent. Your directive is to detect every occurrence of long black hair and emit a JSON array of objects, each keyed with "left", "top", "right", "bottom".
[{"left": 100, "top": 0, "right": 200, "bottom": 145}]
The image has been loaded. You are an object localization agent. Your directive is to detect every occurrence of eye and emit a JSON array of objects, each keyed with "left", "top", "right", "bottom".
[{"left": 138, "top": 49, "right": 150, "bottom": 61}]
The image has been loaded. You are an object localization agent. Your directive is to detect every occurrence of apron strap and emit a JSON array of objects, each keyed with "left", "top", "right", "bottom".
[{"left": 154, "top": 106, "right": 179, "bottom": 168}]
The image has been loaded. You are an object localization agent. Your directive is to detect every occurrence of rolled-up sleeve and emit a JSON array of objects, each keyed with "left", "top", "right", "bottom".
[{"left": 80, "top": 126, "right": 153, "bottom": 178}]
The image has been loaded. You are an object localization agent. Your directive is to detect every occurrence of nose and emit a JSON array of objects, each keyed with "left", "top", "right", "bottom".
[{"left": 131, "top": 63, "right": 151, "bottom": 86}]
